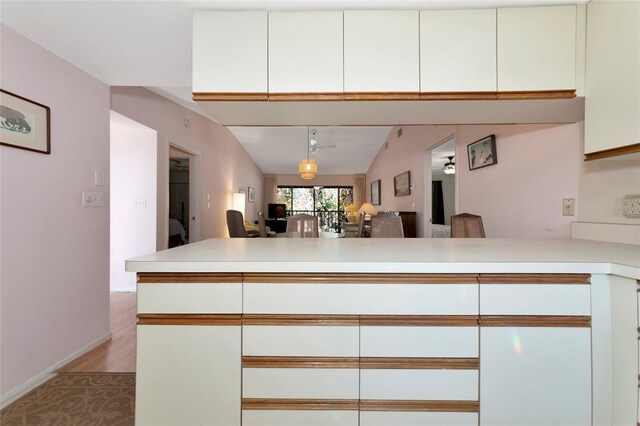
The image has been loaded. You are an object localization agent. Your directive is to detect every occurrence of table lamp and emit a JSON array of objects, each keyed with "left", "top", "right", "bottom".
[
  {"left": 345, "top": 204, "right": 358, "bottom": 222},
  {"left": 358, "top": 203, "right": 377, "bottom": 221}
]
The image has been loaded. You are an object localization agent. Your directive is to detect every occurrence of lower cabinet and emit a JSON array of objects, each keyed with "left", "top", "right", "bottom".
[
  {"left": 136, "top": 324, "right": 241, "bottom": 426},
  {"left": 480, "top": 327, "right": 591, "bottom": 425},
  {"left": 360, "top": 412, "right": 478, "bottom": 426}
]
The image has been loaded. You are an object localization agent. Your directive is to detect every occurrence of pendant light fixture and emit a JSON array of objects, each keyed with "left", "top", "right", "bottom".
[
  {"left": 444, "top": 156, "right": 455, "bottom": 175},
  {"left": 298, "top": 127, "right": 318, "bottom": 179}
]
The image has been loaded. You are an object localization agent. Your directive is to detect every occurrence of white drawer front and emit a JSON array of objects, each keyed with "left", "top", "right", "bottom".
[
  {"left": 480, "top": 284, "right": 590, "bottom": 316},
  {"left": 361, "top": 326, "right": 478, "bottom": 358},
  {"left": 243, "top": 326, "right": 359, "bottom": 357},
  {"left": 138, "top": 283, "right": 241, "bottom": 314},
  {"left": 361, "top": 369, "right": 478, "bottom": 401},
  {"left": 244, "top": 284, "right": 478, "bottom": 315},
  {"left": 243, "top": 410, "right": 359, "bottom": 426},
  {"left": 361, "top": 412, "right": 478, "bottom": 426},
  {"left": 243, "top": 368, "right": 359, "bottom": 399}
]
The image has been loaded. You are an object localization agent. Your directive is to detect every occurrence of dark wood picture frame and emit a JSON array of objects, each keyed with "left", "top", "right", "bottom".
[
  {"left": 0, "top": 89, "right": 51, "bottom": 154},
  {"left": 371, "top": 180, "right": 381, "bottom": 205},
  {"left": 394, "top": 171, "right": 411, "bottom": 197},
  {"left": 467, "top": 134, "right": 497, "bottom": 171}
]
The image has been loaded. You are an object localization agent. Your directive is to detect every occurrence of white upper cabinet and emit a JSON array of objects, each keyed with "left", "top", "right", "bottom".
[
  {"left": 192, "top": 12, "right": 267, "bottom": 93},
  {"left": 420, "top": 9, "right": 497, "bottom": 92},
  {"left": 497, "top": 6, "right": 576, "bottom": 91},
  {"left": 585, "top": 0, "right": 640, "bottom": 154},
  {"left": 344, "top": 11, "right": 420, "bottom": 93},
  {"left": 268, "top": 12, "right": 343, "bottom": 93}
]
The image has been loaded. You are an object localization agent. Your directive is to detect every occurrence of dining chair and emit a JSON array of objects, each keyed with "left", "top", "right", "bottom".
[
  {"left": 450, "top": 213, "right": 485, "bottom": 238},
  {"left": 356, "top": 212, "right": 366, "bottom": 238},
  {"left": 286, "top": 214, "right": 319, "bottom": 238},
  {"left": 258, "top": 211, "right": 268, "bottom": 238},
  {"left": 370, "top": 212, "right": 404, "bottom": 238},
  {"left": 226, "top": 209, "right": 249, "bottom": 238}
]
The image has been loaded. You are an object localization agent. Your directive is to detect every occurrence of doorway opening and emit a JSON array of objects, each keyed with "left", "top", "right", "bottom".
[
  {"left": 168, "top": 144, "right": 200, "bottom": 248},
  {"left": 423, "top": 135, "right": 456, "bottom": 238}
]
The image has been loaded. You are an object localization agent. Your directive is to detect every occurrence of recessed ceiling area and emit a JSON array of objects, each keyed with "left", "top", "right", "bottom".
[{"left": 228, "top": 126, "right": 392, "bottom": 175}]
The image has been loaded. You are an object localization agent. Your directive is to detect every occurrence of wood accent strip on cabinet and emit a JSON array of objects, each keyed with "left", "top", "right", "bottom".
[
  {"left": 243, "top": 273, "right": 479, "bottom": 284},
  {"left": 496, "top": 90, "right": 576, "bottom": 99},
  {"left": 192, "top": 92, "right": 269, "bottom": 102},
  {"left": 343, "top": 92, "right": 421, "bottom": 101},
  {"left": 243, "top": 314, "right": 360, "bottom": 326},
  {"left": 360, "top": 357, "right": 479, "bottom": 370},
  {"left": 242, "top": 398, "right": 359, "bottom": 411},
  {"left": 480, "top": 316, "right": 591, "bottom": 327},
  {"left": 359, "top": 400, "right": 479, "bottom": 413},
  {"left": 137, "top": 314, "right": 242, "bottom": 326},
  {"left": 137, "top": 273, "right": 243, "bottom": 283},
  {"left": 584, "top": 142, "right": 640, "bottom": 161},
  {"left": 420, "top": 92, "right": 497, "bottom": 100},
  {"left": 243, "top": 356, "right": 359, "bottom": 369},
  {"left": 360, "top": 315, "right": 479, "bottom": 327},
  {"left": 478, "top": 273, "right": 590, "bottom": 284},
  {"left": 268, "top": 93, "right": 345, "bottom": 102}
]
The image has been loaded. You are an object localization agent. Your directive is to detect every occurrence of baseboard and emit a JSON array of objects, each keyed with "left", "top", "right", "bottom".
[
  {"left": 110, "top": 287, "right": 136, "bottom": 292},
  {"left": 571, "top": 222, "right": 640, "bottom": 245},
  {"left": 0, "top": 331, "right": 112, "bottom": 409}
]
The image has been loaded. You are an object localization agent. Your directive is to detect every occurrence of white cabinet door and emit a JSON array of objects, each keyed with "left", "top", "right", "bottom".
[
  {"left": 193, "top": 12, "right": 267, "bottom": 93},
  {"left": 584, "top": 0, "right": 640, "bottom": 154},
  {"left": 136, "top": 325, "right": 241, "bottom": 425},
  {"left": 361, "top": 412, "right": 478, "bottom": 426},
  {"left": 243, "top": 410, "right": 359, "bottom": 426},
  {"left": 269, "top": 12, "right": 343, "bottom": 93},
  {"left": 344, "top": 11, "right": 420, "bottom": 92},
  {"left": 497, "top": 6, "right": 576, "bottom": 91},
  {"left": 480, "top": 327, "right": 591, "bottom": 425},
  {"left": 420, "top": 9, "right": 496, "bottom": 92}
]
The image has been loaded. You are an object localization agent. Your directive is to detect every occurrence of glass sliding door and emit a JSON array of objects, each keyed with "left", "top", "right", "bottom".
[{"left": 275, "top": 186, "right": 354, "bottom": 232}]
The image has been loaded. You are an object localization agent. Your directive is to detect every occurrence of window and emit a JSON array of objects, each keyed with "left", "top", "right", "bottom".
[{"left": 276, "top": 186, "right": 354, "bottom": 232}]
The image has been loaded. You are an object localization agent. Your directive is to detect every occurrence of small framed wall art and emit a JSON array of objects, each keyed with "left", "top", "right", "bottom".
[
  {"left": 468, "top": 134, "right": 497, "bottom": 171},
  {"left": 0, "top": 89, "right": 51, "bottom": 154},
  {"left": 248, "top": 186, "right": 255, "bottom": 203},
  {"left": 394, "top": 171, "right": 411, "bottom": 197},
  {"left": 371, "top": 180, "right": 381, "bottom": 205}
]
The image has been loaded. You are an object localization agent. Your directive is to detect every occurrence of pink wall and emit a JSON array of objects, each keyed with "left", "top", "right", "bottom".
[
  {"left": 456, "top": 124, "right": 582, "bottom": 238},
  {"left": 367, "top": 123, "right": 583, "bottom": 238},
  {"left": 110, "top": 87, "right": 264, "bottom": 243},
  {"left": 0, "top": 25, "right": 110, "bottom": 399}
]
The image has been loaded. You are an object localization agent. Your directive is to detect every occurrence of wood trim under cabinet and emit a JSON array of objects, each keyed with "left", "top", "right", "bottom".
[
  {"left": 584, "top": 142, "right": 640, "bottom": 161},
  {"left": 480, "top": 315, "right": 591, "bottom": 328},
  {"left": 242, "top": 398, "right": 359, "bottom": 411},
  {"left": 192, "top": 92, "right": 269, "bottom": 101},
  {"left": 360, "top": 315, "right": 479, "bottom": 327},
  {"left": 496, "top": 90, "right": 576, "bottom": 99},
  {"left": 359, "top": 400, "right": 479, "bottom": 413},
  {"left": 243, "top": 273, "right": 479, "bottom": 284},
  {"left": 137, "top": 314, "right": 242, "bottom": 326},
  {"left": 478, "top": 273, "right": 590, "bottom": 284},
  {"left": 243, "top": 314, "right": 359, "bottom": 326},
  {"left": 243, "top": 356, "right": 359, "bottom": 369},
  {"left": 360, "top": 357, "right": 479, "bottom": 370},
  {"left": 137, "top": 273, "right": 242, "bottom": 283},
  {"left": 192, "top": 90, "right": 575, "bottom": 102},
  {"left": 268, "top": 92, "right": 345, "bottom": 102}
]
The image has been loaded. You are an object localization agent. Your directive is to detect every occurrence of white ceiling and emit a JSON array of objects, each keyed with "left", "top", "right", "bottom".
[
  {"left": 228, "top": 126, "right": 392, "bottom": 174},
  {"left": 0, "top": 0, "right": 587, "bottom": 175}
]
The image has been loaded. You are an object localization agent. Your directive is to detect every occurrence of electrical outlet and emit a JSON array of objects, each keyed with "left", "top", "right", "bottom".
[
  {"left": 623, "top": 195, "right": 640, "bottom": 218},
  {"left": 134, "top": 199, "right": 146, "bottom": 208},
  {"left": 563, "top": 198, "right": 575, "bottom": 216}
]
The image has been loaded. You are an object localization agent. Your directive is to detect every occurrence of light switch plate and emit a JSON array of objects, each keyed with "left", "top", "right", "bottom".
[
  {"left": 82, "top": 191, "right": 104, "bottom": 207},
  {"left": 94, "top": 170, "right": 104, "bottom": 186}
]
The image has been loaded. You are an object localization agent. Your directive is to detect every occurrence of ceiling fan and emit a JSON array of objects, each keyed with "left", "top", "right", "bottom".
[{"left": 309, "top": 129, "right": 336, "bottom": 153}]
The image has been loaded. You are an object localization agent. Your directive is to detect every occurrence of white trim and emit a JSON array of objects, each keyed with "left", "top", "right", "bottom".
[{"left": 0, "top": 331, "right": 112, "bottom": 409}]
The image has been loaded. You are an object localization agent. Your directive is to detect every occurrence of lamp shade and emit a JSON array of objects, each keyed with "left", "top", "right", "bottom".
[
  {"left": 298, "top": 158, "right": 317, "bottom": 179},
  {"left": 232, "top": 192, "right": 245, "bottom": 217},
  {"left": 346, "top": 204, "right": 357, "bottom": 213},
  {"left": 358, "top": 203, "right": 377, "bottom": 216}
]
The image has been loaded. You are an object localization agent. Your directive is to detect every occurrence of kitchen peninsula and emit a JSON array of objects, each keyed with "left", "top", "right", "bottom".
[{"left": 127, "top": 238, "right": 640, "bottom": 426}]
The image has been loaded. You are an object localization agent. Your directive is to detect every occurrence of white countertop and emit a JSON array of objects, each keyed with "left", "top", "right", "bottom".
[{"left": 126, "top": 238, "right": 640, "bottom": 279}]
